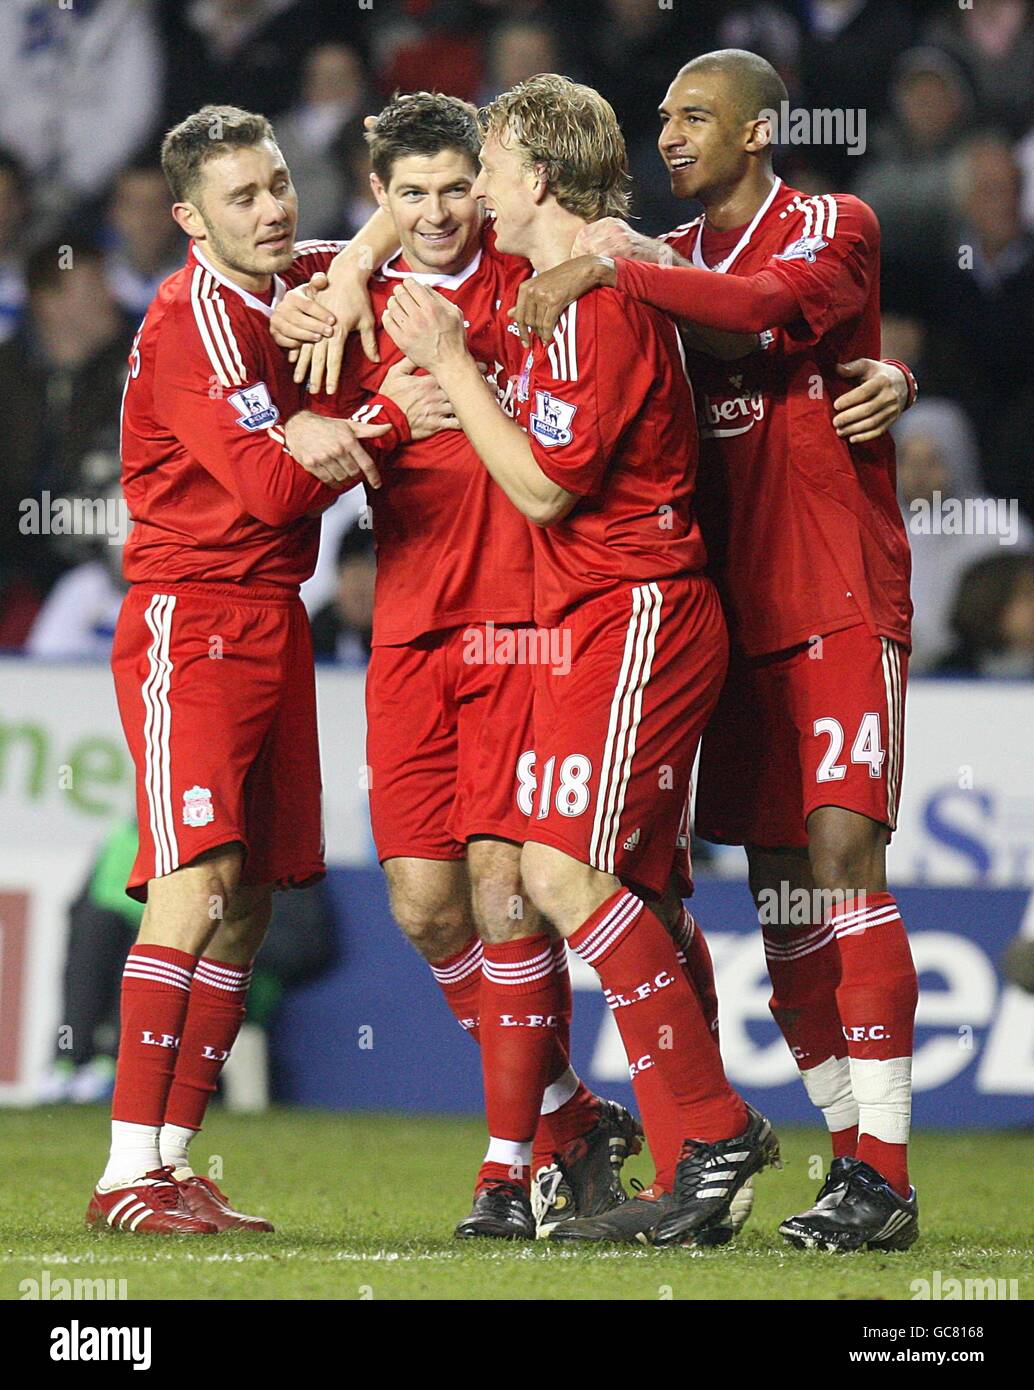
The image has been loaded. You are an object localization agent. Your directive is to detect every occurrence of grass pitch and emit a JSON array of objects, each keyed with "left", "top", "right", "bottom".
[{"left": 2, "top": 1107, "right": 1031, "bottom": 1301}]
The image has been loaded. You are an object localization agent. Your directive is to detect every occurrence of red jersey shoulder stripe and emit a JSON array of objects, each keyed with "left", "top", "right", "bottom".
[
  {"left": 779, "top": 193, "right": 840, "bottom": 240},
  {"left": 545, "top": 302, "right": 579, "bottom": 381},
  {"left": 189, "top": 266, "right": 247, "bottom": 389}
]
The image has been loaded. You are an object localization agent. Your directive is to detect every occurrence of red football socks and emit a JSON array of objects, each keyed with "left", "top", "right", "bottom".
[
  {"left": 829, "top": 893, "right": 918, "bottom": 1196},
  {"left": 569, "top": 890, "right": 746, "bottom": 1143},
  {"left": 164, "top": 957, "right": 252, "bottom": 1132},
  {"left": 429, "top": 935, "right": 484, "bottom": 1042},
  {"left": 764, "top": 921, "right": 858, "bottom": 1160},
  {"left": 111, "top": 945, "right": 197, "bottom": 1126},
  {"left": 477, "top": 933, "right": 562, "bottom": 1190},
  {"left": 430, "top": 935, "right": 599, "bottom": 1174}
]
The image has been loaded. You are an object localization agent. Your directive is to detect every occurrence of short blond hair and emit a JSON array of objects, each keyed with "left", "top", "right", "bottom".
[{"left": 479, "top": 74, "right": 631, "bottom": 221}]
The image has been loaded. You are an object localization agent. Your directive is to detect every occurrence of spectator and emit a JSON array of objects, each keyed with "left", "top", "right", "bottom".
[
  {"left": 796, "top": 0, "right": 918, "bottom": 186},
  {"left": 479, "top": 19, "right": 563, "bottom": 104},
  {"left": 25, "top": 482, "right": 129, "bottom": 660},
  {"left": 925, "top": 0, "right": 1034, "bottom": 135},
  {"left": 310, "top": 519, "right": 375, "bottom": 665},
  {"left": 162, "top": 0, "right": 330, "bottom": 124},
  {"left": 0, "top": 238, "right": 134, "bottom": 595},
  {"left": 854, "top": 47, "right": 975, "bottom": 265},
  {"left": 895, "top": 400, "right": 1033, "bottom": 672},
  {"left": 927, "top": 135, "right": 1034, "bottom": 487},
  {"left": 0, "top": 149, "right": 29, "bottom": 345},
  {"left": 275, "top": 42, "right": 372, "bottom": 239},
  {"left": 103, "top": 157, "right": 184, "bottom": 320},
  {"left": 0, "top": 0, "right": 162, "bottom": 234},
  {"left": 937, "top": 553, "right": 1034, "bottom": 678}
]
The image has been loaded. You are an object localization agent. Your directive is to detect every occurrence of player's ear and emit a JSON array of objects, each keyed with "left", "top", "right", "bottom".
[
  {"left": 172, "top": 200, "right": 206, "bottom": 241},
  {"left": 370, "top": 171, "right": 389, "bottom": 210},
  {"left": 529, "top": 161, "right": 550, "bottom": 206},
  {"left": 745, "top": 113, "right": 773, "bottom": 156}
]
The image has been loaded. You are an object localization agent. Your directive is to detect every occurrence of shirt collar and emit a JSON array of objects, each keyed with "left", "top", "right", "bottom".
[
  {"left": 378, "top": 246, "right": 483, "bottom": 290},
  {"left": 190, "top": 243, "right": 286, "bottom": 319}
]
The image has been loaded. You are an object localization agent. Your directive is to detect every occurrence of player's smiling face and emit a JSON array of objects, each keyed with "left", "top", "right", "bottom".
[
  {"left": 658, "top": 69, "right": 764, "bottom": 203},
  {"left": 372, "top": 150, "right": 481, "bottom": 276},
  {"left": 472, "top": 130, "right": 539, "bottom": 258},
  {"left": 186, "top": 140, "right": 299, "bottom": 286}
]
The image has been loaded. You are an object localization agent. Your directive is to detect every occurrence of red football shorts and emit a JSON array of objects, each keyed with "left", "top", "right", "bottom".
[
  {"left": 695, "top": 624, "right": 908, "bottom": 850},
  {"left": 365, "top": 625, "right": 535, "bottom": 861},
  {"left": 524, "top": 576, "right": 727, "bottom": 896},
  {"left": 112, "top": 582, "right": 325, "bottom": 901}
]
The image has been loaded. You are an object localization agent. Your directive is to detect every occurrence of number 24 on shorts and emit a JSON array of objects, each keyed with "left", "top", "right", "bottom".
[
  {"left": 813, "top": 712, "right": 885, "bottom": 782},
  {"left": 516, "top": 751, "right": 594, "bottom": 819}
]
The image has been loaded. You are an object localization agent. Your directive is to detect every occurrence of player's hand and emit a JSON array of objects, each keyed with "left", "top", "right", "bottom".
[
  {"left": 381, "top": 279, "right": 468, "bottom": 373},
  {"left": 270, "top": 273, "right": 338, "bottom": 351},
  {"left": 508, "top": 255, "right": 615, "bottom": 348},
  {"left": 293, "top": 258, "right": 380, "bottom": 393},
  {"left": 832, "top": 359, "right": 909, "bottom": 443},
  {"left": 378, "top": 356, "right": 460, "bottom": 440},
  {"left": 284, "top": 409, "right": 390, "bottom": 489},
  {"left": 571, "top": 217, "right": 665, "bottom": 263}
]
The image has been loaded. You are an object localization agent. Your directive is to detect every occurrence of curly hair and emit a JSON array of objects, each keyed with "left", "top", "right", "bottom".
[{"left": 479, "top": 74, "right": 631, "bottom": 221}]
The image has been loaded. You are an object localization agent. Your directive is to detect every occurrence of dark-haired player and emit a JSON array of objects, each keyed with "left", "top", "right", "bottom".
[
  {"left": 279, "top": 92, "right": 645, "bottom": 1240},
  {"left": 512, "top": 49, "right": 920, "bottom": 1253}
]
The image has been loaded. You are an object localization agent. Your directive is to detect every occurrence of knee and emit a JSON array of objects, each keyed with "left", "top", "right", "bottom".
[
  {"left": 519, "top": 841, "right": 610, "bottom": 935},
  {"left": 808, "top": 837, "right": 869, "bottom": 894},
  {"left": 518, "top": 842, "right": 565, "bottom": 923},
  {"left": 470, "top": 861, "right": 537, "bottom": 945},
  {"left": 388, "top": 891, "right": 471, "bottom": 962}
]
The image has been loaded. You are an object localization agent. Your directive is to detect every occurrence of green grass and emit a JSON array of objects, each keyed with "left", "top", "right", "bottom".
[{"left": 2, "top": 1107, "right": 1032, "bottom": 1301}]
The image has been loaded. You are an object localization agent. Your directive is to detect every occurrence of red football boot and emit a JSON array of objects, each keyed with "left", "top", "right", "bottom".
[
  {"left": 173, "top": 1173, "right": 275, "bottom": 1232},
  {"left": 86, "top": 1167, "right": 218, "bottom": 1234}
]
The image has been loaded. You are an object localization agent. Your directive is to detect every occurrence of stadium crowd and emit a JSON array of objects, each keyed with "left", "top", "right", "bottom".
[{"left": 1, "top": 0, "right": 1033, "bottom": 675}]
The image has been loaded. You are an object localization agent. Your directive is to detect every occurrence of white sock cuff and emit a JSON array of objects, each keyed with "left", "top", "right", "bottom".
[
  {"left": 540, "top": 1066, "right": 579, "bottom": 1116},
  {"left": 484, "top": 1137, "right": 532, "bottom": 1169}
]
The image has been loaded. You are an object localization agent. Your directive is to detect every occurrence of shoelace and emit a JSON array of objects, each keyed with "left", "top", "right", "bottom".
[
  {"left": 141, "top": 1167, "right": 185, "bottom": 1211},
  {"left": 536, "top": 1167, "right": 565, "bottom": 1208},
  {"left": 479, "top": 1178, "right": 526, "bottom": 1204}
]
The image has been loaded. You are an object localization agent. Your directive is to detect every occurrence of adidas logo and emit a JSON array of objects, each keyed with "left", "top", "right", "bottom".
[{"left": 623, "top": 828, "right": 641, "bottom": 851}]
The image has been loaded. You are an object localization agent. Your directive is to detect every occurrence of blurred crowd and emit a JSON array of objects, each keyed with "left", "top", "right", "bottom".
[{"left": 1, "top": 0, "right": 1033, "bottom": 676}]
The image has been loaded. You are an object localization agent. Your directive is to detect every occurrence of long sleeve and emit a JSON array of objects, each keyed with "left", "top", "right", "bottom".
[{"left": 154, "top": 304, "right": 339, "bottom": 529}]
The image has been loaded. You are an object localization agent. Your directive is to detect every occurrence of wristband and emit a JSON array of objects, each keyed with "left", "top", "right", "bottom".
[{"left": 882, "top": 358, "right": 918, "bottom": 409}]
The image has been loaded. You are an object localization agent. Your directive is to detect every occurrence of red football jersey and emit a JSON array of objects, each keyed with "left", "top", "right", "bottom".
[
  {"left": 314, "top": 225, "right": 536, "bottom": 645},
  {"left": 500, "top": 287, "right": 707, "bottom": 628},
  {"left": 121, "top": 242, "right": 342, "bottom": 589},
  {"left": 653, "top": 181, "right": 912, "bottom": 656}
]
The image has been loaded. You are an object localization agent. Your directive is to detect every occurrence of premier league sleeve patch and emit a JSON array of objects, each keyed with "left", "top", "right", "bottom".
[
  {"left": 227, "top": 382, "right": 280, "bottom": 431},
  {"left": 775, "top": 234, "right": 828, "bottom": 264},
  {"left": 530, "top": 390, "right": 577, "bottom": 447}
]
